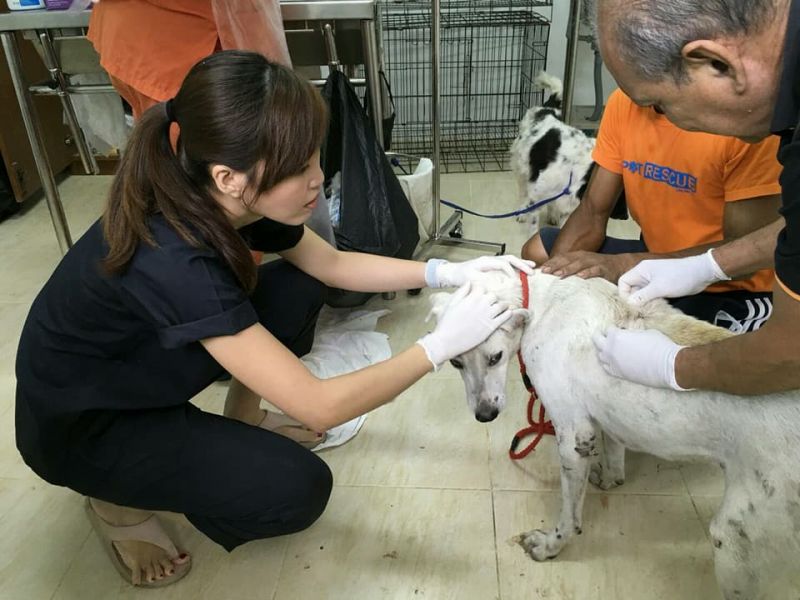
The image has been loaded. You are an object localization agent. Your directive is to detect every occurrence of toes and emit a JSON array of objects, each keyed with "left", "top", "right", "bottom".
[
  {"left": 173, "top": 552, "right": 190, "bottom": 566},
  {"left": 159, "top": 557, "right": 175, "bottom": 577},
  {"left": 152, "top": 559, "right": 165, "bottom": 580},
  {"left": 144, "top": 562, "right": 156, "bottom": 584}
]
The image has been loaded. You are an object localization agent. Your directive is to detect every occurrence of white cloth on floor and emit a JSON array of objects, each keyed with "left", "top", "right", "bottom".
[{"left": 300, "top": 308, "right": 391, "bottom": 452}]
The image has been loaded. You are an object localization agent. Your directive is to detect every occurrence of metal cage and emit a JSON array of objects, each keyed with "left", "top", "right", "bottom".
[{"left": 379, "top": 0, "right": 551, "bottom": 172}]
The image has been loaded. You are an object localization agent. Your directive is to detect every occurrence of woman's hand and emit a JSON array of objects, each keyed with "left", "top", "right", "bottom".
[
  {"left": 417, "top": 282, "right": 511, "bottom": 368},
  {"left": 425, "top": 255, "right": 536, "bottom": 288}
]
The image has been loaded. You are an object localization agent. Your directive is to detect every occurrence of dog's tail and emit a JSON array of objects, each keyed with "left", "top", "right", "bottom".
[{"left": 535, "top": 71, "right": 563, "bottom": 108}]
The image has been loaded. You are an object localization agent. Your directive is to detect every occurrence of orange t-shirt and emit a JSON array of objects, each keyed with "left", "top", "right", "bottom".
[
  {"left": 593, "top": 90, "right": 782, "bottom": 293},
  {"left": 88, "top": 1, "right": 292, "bottom": 103},
  {"left": 88, "top": 1, "right": 218, "bottom": 102}
]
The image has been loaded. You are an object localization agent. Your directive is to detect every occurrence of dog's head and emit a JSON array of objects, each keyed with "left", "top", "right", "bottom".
[{"left": 429, "top": 290, "right": 529, "bottom": 422}]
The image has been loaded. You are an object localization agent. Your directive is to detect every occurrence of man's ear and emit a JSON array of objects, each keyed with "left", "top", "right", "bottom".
[
  {"left": 681, "top": 39, "right": 745, "bottom": 92},
  {"left": 426, "top": 292, "right": 452, "bottom": 324},
  {"left": 210, "top": 164, "right": 249, "bottom": 199},
  {"left": 499, "top": 308, "right": 529, "bottom": 333}
]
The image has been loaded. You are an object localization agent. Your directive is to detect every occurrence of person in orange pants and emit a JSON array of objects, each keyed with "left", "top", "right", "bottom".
[{"left": 87, "top": 0, "right": 334, "bottom": 245}]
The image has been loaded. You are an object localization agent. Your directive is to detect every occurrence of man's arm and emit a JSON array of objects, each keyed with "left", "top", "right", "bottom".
[
  {"left": 549, "top": 165, "right": 624, "bottom": 256},
  {"left": 674, "top": 284, "right": 800, "bottom": 394},
  {"left": 543, "top": 194, "right": 782, "bottom": 282},
  {"left": 619, "top": 217, "right": 784, "bottom": 305},
  {"left": 711, "top": 215, "right": 785, "bottom": 277}
]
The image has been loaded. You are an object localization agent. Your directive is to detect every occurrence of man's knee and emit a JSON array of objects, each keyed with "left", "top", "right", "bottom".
[{"left": 521, "top": 233, "right": 550, "bottom": 264}]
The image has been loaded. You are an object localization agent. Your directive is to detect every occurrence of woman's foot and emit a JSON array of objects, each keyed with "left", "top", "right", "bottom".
[
  {"left": 229, "top": 406, "right": 325, "bottom": 447},
  {"left": 223, "top": 378, "right": 325, "bottom": 448},
  {"left": 258, "top": 410, "right": 326, "bottom": 447},
  {"left": 88, "top": 499, "right": 190, "bottom": 586}
]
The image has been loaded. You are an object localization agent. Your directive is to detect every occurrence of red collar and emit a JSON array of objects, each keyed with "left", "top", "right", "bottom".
[{"left": 519, "top": 270, "right": 530, "bottom": 310}]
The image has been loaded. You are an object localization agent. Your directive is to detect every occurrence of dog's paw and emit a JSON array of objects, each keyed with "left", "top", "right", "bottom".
[
  {"left": 516, "top": 210, "right": 533, "bottom": 224},
  {"left": 515, "top": 528, "right": 565, "bottom": 562},
  {"left": 589, "top": 462, "right": 625, "bottom": 490},
  {"left": 574, "top": 432, "right": 599, "bottom": 458}
]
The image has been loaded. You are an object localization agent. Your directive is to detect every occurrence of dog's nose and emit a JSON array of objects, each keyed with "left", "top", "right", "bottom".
[{"left": 475, "top": 407, "right": 499, "bottom": 422}]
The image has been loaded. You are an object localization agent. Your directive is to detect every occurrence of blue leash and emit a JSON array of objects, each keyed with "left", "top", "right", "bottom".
[{"left": 440, "top": 172, "right": 574, "bottom": 219}]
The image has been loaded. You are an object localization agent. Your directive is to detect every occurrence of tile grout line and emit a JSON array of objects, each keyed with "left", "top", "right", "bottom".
[
  {"left": 330, "top": 482, "right": 693, "bottom": 497},
  {"left": 270, "top": 539, "right": 291, "bottom": 600},
  {"left": 490, "top": 489, "right": 503, "bottom": 600},
  {"left": 47, "top": 525, "right": 93, "bottom": 600}
]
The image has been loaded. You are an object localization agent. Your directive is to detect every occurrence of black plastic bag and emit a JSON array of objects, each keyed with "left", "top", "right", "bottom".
[
  {"left": 363, "top": 70, "right": 396, "bottom": 151},
  {"left": 321, "top": 70, "right": 419, "bottom": 307},
  {"left": 0, "top": 160, "right": 19, "bottom": 223}
]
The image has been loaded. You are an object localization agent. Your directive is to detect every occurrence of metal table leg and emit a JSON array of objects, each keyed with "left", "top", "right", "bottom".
[
  {"left": 1, "top": 31, "right": 72, "bottom": 254},
  {"left": 38, "top": 29, "right": 99, "bottom": 175},
  {"left": 361, "top": 17, "right": 384, "bottom": 148},
  {"left": 562, "top": 0, "right": 583, "bottom": 126}
]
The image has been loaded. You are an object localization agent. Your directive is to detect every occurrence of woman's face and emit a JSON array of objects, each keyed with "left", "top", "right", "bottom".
[{"left": 248, "top": 149, "right": 324, "bottom": 226}]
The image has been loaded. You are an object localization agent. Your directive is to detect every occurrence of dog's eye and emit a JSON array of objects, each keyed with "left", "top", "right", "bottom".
[
  {"left": 488, "top": 351, "right": 503, "bottom": 367},
  {"left": 450, "top": 358, "right": 464, "bottom": 370}
]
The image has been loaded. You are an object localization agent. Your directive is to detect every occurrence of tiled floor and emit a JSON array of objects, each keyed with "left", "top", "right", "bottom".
[{"left": 0, "top": 173, "right": 723, "bottom": 599}]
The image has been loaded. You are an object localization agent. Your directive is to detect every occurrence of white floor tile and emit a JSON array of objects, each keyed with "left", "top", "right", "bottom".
[
  {"left": 493, "top": 490, "right": 719, "bottom": 600},
  {"left": 0, "top": 172, "right": 731, "bottom": 599},
  {"left": 275, "top": 486, "right": 499, "bottom": 600}
]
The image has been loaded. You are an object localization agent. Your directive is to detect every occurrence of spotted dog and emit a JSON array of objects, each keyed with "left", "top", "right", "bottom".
[{"left": 510, "top": 72, "right": 596, "bottom": 233}]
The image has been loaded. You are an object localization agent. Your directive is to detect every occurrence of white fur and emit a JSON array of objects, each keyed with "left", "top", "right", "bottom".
[
  {"left": 509, "top": 73, "right": 595, "bottom": 234},
  {"left": 431, "top": 271, "right": 800, "bottom": 600}
]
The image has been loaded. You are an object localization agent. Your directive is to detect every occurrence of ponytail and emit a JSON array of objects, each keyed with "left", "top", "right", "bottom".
[
  {"left": 101, "top": 51, "right": 327, "bottom": 293},
  {"left": 101, "top": 102, "right": 257, "bottom": 291}
]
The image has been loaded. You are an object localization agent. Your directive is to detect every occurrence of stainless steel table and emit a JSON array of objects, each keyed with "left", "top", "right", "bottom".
[{"left": 0, "top": 0, "right": 384, "bottom": 254}]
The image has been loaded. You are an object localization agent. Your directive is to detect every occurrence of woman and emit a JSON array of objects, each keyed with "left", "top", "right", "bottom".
[{"left": 15, "top": 51, "right": 530, "bottom": 588}]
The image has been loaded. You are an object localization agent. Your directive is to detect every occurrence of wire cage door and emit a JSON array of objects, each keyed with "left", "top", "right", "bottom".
[{"left": 380, "top": 0, "right": 551, "bottom": 172}]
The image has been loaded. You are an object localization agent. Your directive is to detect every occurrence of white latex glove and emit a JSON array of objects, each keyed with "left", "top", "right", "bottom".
[
  {"left": 618, "top": 250, "right": 730, "bottom": 306},
  {"left": 592, "top": 326, "right": 690, "bottom": 391},
  {"left": 417, "top": 282, "right": 511, "bottom": 369},
  {"left": 425, "top": 255, "right": 536, "bottom": 288}
]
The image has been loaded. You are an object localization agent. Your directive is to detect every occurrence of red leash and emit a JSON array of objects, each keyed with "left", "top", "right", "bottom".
[{"left": 508, "top": 270, "right": 555, "bottom": 460}]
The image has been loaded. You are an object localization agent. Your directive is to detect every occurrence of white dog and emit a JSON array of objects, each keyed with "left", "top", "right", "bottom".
[
  {"left": 430, "top": 271, "right": 800, "bottom": 600},
  {"left": 509, "top": 73, "right": 596, "bottom": 233}
]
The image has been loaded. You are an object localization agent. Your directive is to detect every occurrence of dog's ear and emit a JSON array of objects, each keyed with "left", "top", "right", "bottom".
[
  {"left": 426, "top": 292, "right": 452, "bottom": 324},
  {"left": 499, "top": 308, "right": 529, "bottom": 333}
]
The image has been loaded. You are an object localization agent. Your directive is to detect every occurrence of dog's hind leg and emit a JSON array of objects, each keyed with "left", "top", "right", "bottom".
[
  {"left": 589, "top": 431, "right": 626, "bottom": 490},
  {"left": 518, "top": 418, "right": 597, "bottom": 561},
  {"left": 711, "top": 473, "right": 800, "bottom": 600}
]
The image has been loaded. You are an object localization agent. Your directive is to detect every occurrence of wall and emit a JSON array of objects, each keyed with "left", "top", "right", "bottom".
[{"left": 537, "top": 1, "right": 618, "bottom": 106}]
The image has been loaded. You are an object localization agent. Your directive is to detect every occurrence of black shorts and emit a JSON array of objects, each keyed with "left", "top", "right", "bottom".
[{"left": 539, "top": 226, "right": 774, "bottom": 333}]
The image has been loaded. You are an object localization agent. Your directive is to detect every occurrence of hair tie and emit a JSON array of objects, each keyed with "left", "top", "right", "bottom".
[{"left": 164, "top": 98, "right": 176, "bottom": 123}]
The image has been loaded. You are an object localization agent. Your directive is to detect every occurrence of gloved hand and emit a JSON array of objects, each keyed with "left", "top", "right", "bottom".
[
  {"left": 592, "top": 326, "right": 690, "bottom": 391},
  {"left": 618, "top": 250, "right": 730, "bottom": 306},
  {"left": 425, "top": 255, "right": 536, "bottom": 288},
  {"left": 417, "top": 282, "right": 511, "bottom": 369}
]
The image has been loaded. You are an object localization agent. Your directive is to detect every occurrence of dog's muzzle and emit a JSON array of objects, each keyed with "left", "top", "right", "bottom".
[{"left": 475, "top": 406, "right": 499, "bottom": 422}]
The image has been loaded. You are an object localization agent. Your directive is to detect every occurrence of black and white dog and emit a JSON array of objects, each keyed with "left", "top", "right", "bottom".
[{"left": 510, "top": 72, "right": 600, "bottom": 233}]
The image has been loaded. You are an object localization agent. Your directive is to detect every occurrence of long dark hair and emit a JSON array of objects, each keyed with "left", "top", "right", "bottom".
[{"left": 102, "top": 51, "right": 328, "bottom": 291}]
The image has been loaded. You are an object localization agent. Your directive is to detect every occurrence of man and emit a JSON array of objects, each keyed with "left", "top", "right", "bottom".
[
  {"left": 522, "top": 88, "right": 782, "bottom": 332},
  {"left": 588, "top": 0, "right": 800, "bottom": 394}
]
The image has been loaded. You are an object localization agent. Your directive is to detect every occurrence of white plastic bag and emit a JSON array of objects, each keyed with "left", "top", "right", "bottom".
[
  {"left": 300, "top": 308, "right": 392, "bottom": 451},
  {"left": 397, "top": 158, "right": 434, "bottom": 242}
]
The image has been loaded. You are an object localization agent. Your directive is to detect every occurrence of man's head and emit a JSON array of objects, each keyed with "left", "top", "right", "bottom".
[{"left": 590, "top": 0, "right": 788, "bottom": 141}]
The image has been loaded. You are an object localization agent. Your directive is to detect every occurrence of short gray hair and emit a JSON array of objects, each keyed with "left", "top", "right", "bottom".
[{"left": 587, "top": 0, "right": 777, "bottom": 82}]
